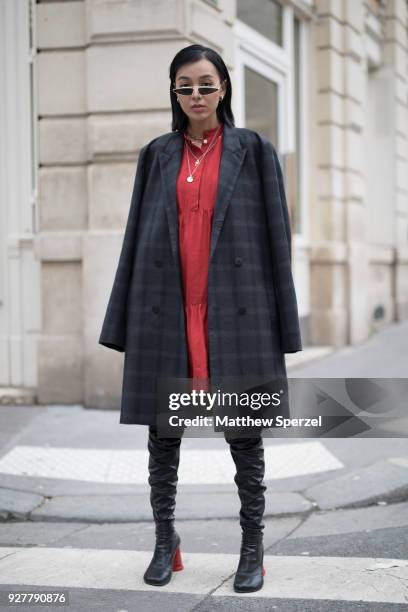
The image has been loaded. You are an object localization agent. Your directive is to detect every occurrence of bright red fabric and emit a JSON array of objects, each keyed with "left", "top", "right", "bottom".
[{"left": 176, "top": 123, "right": 224, "bottom": 379}]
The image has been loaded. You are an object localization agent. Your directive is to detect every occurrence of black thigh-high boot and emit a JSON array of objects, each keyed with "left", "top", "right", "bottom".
[
  {"left": 225, "top": 433, "right": 267, "bottom": 593},
  {"left": 143, "top": 425, "right": 184, "bottom": 586}
]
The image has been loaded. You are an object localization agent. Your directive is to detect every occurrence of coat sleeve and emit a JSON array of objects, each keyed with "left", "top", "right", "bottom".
[
  {"left": 259, "top": 136, "right": 303, "bottom": 354},
  {"left": 98, "top": 143, "right": 148, "bottom": 352}
]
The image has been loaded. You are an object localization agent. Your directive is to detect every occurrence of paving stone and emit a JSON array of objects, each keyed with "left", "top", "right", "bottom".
[
  {"left": 0, "top": 521, "right": 87, "bottom": 546},
  {"left": 0, "top": 487, "right": 44, "bottom": 520},
  {"left": 53, "top": 516, "right": 302, "bottom": 554},
  {"left": 305, "top": 458, "right": 408, "bottom": 510},
  {"left": 288, "top": 500, "right": 408, "bottom": 539}
]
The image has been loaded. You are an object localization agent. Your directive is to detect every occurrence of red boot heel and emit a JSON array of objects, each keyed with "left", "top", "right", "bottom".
[{"left": 172, "top": 546, "right": 184, "bottom": 571}]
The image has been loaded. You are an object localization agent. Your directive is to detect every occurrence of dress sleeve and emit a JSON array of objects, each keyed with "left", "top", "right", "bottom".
[
  {"left": 98, "top": 143, "right": 148, "bottom": 352},
  {"left": 259, "top": 135, "right": 302, "bottom": 354}
]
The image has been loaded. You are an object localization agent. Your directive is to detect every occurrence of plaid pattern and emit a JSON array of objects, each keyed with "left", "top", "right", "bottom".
[{"left": 99, "top": 124, "right": 302, "bottom": 425}]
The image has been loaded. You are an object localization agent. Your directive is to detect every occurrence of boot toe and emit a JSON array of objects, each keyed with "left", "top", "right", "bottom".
[
  {"left": 143, "top": 568, "right": 172, "bottom": 587},
  {"left": 233, "top": 572, "right": 264, "bottom": 593}
]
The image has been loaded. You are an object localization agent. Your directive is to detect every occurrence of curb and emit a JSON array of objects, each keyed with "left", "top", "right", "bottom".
[{"left": 1, "top": 484, "right": 407, "bottom": 524}]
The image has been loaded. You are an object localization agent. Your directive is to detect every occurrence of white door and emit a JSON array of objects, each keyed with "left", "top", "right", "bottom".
[{"left": 0, "top": 0, "right": 40, "bottom": 388}]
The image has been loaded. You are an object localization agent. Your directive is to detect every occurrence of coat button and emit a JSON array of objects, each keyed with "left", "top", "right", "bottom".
[
  {"left": 152, "top": 305, "right": 160, "bottom": 314},
  {"left": 154, "top": 259, "right": 162, "bottom": 268},
  {"left": 238, "top": 306, "right": 246, "bottom": 315},
  {"left": 234, "top": 257, "right": 243, "bottom": 266}
]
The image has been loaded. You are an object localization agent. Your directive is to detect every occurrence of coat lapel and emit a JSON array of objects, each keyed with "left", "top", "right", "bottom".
[{"left": 158, "top": 123, "right": 248, "bottom": 264}]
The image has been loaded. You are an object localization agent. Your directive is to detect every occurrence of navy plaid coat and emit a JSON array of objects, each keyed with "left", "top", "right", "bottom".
[{"left": 99, "top": 124, "right": 302, "bottom": 425}]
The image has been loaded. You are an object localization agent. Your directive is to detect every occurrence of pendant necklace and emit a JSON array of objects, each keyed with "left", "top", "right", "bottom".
[
  {"left": 186, "top": 128, "right": 221, "bottom": 182},
  {"left": 185, "top": 125, "right": 222, "bottom": 182}
]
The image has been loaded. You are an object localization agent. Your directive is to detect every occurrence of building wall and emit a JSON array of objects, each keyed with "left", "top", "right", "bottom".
[
  {"left": 310, "top": 0, "right": 408, "bottom": 346},
  {"left": 1, "top": 0, "right": 406, "bottom": 405}
]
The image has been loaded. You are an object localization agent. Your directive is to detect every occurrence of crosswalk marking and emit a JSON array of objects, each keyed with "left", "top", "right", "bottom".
[
  {"left": 0, "top": 442, "right": 343, "bottom": 484},
  {"left": 216, "top": 555, "right": 408, "bottom": 602},
  {"left": 0, "top": 548, "right": 407, "bottom": 603}
]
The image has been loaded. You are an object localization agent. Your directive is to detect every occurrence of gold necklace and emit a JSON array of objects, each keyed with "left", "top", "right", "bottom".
[
  {"left": 185, "top": 126, "right": 222, "bottom": 182},
  {"left": 187, "top": 132, "right": 204, "bottom": 141},
  {"left": 186, "top": 125, "right": 220, "bottom": 143}
]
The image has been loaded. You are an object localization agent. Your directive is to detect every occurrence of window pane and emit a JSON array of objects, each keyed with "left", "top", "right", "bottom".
[
  {"left": 293, "top": 16, "right": 302, "bottom": 234},
  {"left": 244, "top": 66, "right": 279, "bottom": 147},
  {"left": 237, "top": 0, "right": 282, "bottom": 46}
]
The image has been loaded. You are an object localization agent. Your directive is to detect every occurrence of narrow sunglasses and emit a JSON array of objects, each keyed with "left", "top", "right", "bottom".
[{"left": 172, "top": 85, "right": 222, "bottom": 96}]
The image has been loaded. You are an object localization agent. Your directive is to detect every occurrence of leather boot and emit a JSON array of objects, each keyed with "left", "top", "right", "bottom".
[
  {"left": 226, "top": 434, "right": 267, "bottom": 593},
  {"left": 143, "top": 426, "right": 184, "bottom": 586},
  {"left": 233, "top": 528, "right": 265, "bottom": 593},
  {"left": 143, "top": 520, "right": 184, "bottom": 586}
]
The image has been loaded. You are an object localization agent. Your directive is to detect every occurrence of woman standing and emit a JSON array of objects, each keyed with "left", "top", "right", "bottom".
[{"left": 99, "top": 44, "right": 302, "bottom": 593}]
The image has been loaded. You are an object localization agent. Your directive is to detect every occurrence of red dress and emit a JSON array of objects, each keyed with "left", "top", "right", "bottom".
[{"left": 176, "top": 123, "right": 224, "bottom": 379}]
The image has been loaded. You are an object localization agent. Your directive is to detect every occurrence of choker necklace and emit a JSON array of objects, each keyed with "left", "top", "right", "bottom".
[
  {"left": 186, "top": 125, "right": 220, "bottom": 143},
  {"left": 187, "top": 132, "right": 204, "bottom": 141}
]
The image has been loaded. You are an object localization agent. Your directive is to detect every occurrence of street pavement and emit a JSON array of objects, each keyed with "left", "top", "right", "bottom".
[{"left": 0, "top": 321, "right": 407, "bottom": 611}]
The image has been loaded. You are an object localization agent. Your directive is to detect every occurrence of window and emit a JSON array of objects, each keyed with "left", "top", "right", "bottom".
[
  {"left": 244, "top": 66, "right": 279, "bottom": 146},
  {"left": 293, "top": 15, "right": 302, "bottom": 234},
  {"left": 235, "top": 4, "right": 309, "bottom": 239},
  {"left": 29, "top": 0, "right": 38, "bottom": 234},
  {"left": 237, "top": 0, "right": 283, "bottom": 46}
]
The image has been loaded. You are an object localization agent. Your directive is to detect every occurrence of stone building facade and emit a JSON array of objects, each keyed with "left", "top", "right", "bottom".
[{"left": 0, "top": 0, "right": 407, "bottom": 407}]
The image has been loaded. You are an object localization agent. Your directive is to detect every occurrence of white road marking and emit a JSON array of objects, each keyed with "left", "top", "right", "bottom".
[
  {"left": 0, "top": 548, "right": 406, "bottom": 604},
  {"left": 216, "top": 555, "right": 408, "bottom": 602},
  {"left": 0, "top": 442, "right": 342, "bottom": 484}
]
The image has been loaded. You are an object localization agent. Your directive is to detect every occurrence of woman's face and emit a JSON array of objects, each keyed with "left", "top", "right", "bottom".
[{"left": 174, "top": 59, "right": 226, "bottom": 123}]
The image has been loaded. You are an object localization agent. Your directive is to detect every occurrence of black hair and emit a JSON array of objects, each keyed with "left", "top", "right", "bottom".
[{"left": 169, "top": 44, "right": 235, "bottom": 132}]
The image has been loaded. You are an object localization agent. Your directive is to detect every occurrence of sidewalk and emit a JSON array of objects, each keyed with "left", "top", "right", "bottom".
[{"left": 0, "top": 320, "right": 407, "bottom": 524}]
